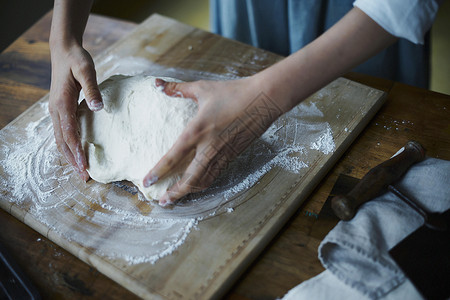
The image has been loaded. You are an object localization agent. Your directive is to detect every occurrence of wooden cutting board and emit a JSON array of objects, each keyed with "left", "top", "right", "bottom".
[{"left": 0, "top": 14, "right": 385, "bottom": 299}]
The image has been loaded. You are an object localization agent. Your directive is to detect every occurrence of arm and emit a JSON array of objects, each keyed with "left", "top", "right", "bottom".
[
  {"left": 49, "top": 0, "right": 102, "bottom": 180},
  {"left": 144, "top": 7, "right": 397, "bottom": 207},
  {"left": 255, "top": 7, "right": 397, "bottom": 113}
]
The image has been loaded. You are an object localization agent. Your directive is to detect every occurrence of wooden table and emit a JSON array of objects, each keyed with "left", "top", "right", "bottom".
[{"left": 1, "top": 11, "right": 449, "bottom": 300}]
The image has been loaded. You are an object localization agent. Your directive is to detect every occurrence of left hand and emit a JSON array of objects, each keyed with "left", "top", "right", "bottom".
[
  {"left": 49, "top": 43, "right": 103, "bottom": 181},
  {"left": 143, "top": 77, "right": 284, "bottom": 206}
]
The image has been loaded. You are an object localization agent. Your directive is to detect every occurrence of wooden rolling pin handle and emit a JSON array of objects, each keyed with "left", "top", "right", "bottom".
[{"left": 331, "top": 141, "right": 425, "bottom": 221}]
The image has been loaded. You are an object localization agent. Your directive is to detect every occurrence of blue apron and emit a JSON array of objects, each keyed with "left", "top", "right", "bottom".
[{"left": 210, "top": 0, "right": 429, "bottom": 88}]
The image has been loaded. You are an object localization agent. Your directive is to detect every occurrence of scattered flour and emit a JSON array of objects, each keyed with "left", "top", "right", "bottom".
[
  {"left": 310, "top": 124, "right": 335, "bottom": 155},
  {"left": 0, "top": 59, "right": 336, "bottom": 265}
]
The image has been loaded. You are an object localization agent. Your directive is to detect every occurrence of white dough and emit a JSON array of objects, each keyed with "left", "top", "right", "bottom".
[{"left": 78, "top": 75, "right": 198, "bottom": 200}]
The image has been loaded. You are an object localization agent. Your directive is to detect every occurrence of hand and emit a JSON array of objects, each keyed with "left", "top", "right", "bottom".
[
  {"left": 143, "top": 77, "right": 283, "bottom": 206},
  {"left": 48, "top": 43, "right": 103, "bottom": 180}
]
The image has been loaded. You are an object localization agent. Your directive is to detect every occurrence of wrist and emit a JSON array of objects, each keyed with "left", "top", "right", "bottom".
[
  {"left": 49, "top": 19, "right": 83, "bottom": 51},
  {"left": 49, "top": 34, "right": 82, "bottom": 52},
  {"left": 249, "top": 62, "right": 302, "bottom": 114},
  {"left": 50, "top": 0, "right": 93, "bottom": 51}
]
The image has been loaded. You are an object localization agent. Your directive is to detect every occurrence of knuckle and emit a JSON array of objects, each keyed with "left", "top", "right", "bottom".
[
  {"left": 77, "top": 60, "right": 92, "bottom": 74},
  {"left": 158, "top": 154, "right": 176, "bottom": 172},
  {"left": 84, "top": 87, "right": 100, "bottom": 100},
  {"left": 59, "top": 88, "right": 78, "bottom": 105},
  {"left": 164, "top": 157, "right": 175, "bottom": 169}
]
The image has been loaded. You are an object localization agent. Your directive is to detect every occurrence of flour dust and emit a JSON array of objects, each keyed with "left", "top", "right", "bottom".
[{"left": 0, "top": 57, "right": 336, "bottom": 265}]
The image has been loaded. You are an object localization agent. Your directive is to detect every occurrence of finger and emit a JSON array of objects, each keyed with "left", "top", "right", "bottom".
[
  {"left": 158, "top": 144, "right": 229, "bottom": 206},
  {"left": 50, "top": 111, "right": 76, "bottom": 167},
  {"left": 142, "top": 129, "right": 197, "bottom": 188},
  {"left": 158, "top": 161, "right": 206, "bottom": 207},
  {"left": 73, "top": 60, "right": 103, "bottom": 111},
  {"left": 59, "top": 109, "right": 90, "bottom": 181},
  {"left": 49, "top": 110, "right": 88, "bottom": 179},
  {"left": 156, "top": 78, "right": 198, "bottom": 101}
]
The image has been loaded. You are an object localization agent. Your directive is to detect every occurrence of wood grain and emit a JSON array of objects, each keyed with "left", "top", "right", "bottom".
[
  {"left": 0, "top": 13, "right": 386, "bottom": 299},
  {"left": 0, "top": 11, "right": 135, "bottom": 128},
  {"left": 0, "top": 11, "right": 139, "bottom": 300},
  {"left": 1, "top": 10, "right": 449, "bottom": 300}
]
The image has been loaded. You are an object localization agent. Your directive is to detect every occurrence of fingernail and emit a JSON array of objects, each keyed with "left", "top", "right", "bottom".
[
  {"left": 143, "top": 175, "right": 158, "bottom": 187},
  {"left": 88, "top": 99, "right": 103, "bottom": 111},
  {"left": 159, "top": 193, "right": 172, "bottom": 207},
  {"left": 155, "top": 78, "right": 166, "bottom": 87}
]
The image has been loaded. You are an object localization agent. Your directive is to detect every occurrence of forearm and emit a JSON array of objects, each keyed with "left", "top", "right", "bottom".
[
  {"left": 50, "top": 0, "right": 94, "bottom": 48},
  {"left": 48, "top": 0, "right": 101, "bottom": 181},
  {"left": 253, "top": 7, "right": 397, "bottom": 113}
]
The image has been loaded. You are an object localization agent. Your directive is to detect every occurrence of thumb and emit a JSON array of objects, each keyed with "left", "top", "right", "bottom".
[
  {"left": 81, "top": 77, "right": 103, "bottom": 112},
  {"left": 156, "top": 78, "right": 198, "bottom": 102},
  {"left": 74, "top": 61, "right": 103, "bottom": 112}
]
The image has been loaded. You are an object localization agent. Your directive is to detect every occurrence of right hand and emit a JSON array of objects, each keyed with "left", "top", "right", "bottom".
[
  {"left": 49, "top": 43, "right": 103, "bottom": 181},
  {"left": 143, "top": 77, "right": 284, "bottom": 206}
]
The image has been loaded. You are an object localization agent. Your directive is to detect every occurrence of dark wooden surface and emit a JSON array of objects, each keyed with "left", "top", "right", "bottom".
[{"left": 1, "top": 10, "right": 449, "bottom": 300}]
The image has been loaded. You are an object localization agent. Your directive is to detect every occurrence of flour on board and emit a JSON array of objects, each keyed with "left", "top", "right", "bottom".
[{"left": 0, "top": 58, "right": 336, "bottom": 265}]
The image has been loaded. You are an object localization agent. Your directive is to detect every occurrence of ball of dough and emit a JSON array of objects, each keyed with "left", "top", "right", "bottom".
[{"left": 78, "top": 75, "right": 198, "bottom": 200}]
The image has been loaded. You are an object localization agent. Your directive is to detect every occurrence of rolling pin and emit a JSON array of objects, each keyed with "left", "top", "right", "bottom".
[{"left": 331, "top": 141, "right": 425, "bottom": 221}]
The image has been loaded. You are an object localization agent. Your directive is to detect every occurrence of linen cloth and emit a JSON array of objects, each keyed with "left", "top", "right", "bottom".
[{"left": 282, "top": 157, "right": 450, "bottom": 299}]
